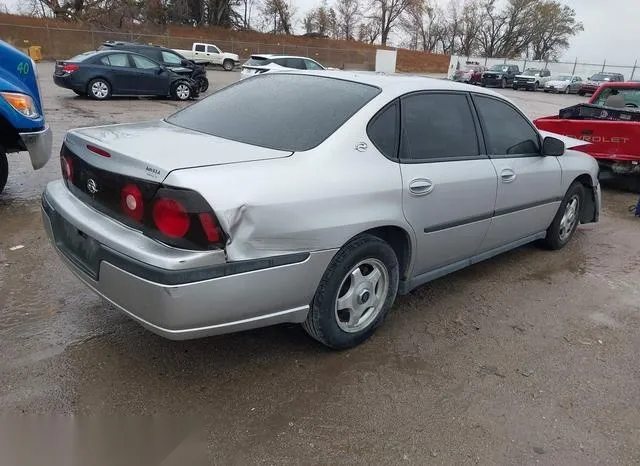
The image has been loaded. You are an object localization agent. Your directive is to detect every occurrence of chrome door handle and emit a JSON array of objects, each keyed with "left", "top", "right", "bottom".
[
  {"left": 409, "top": 178, "right": 434, "bottom": 196},
  {"left": 500, "top": 169, "right": 516, "bottom": 183}
]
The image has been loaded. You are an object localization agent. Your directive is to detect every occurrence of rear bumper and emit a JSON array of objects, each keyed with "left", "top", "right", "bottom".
[
  {"left": 19, "top": 126, "right": 52, "bottom": 169},
  {"left": 42, "top": 180, "right": 336, "bottom": 340}
]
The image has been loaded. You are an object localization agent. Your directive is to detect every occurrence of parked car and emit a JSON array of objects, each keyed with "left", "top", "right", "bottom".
[
  {"left": 512, "top": 68, "right": 552, "bottom": 91},
  {"left": 173, "top": 42, "right": 239, "bottom": 71},
  {"left": 481, "top": 64, "right": 520, "bottom": 88},
  {"left": 535, "top": 82, "right": 640, "bottom": 180},
  {"left": 43, "top": 72, "right": 600, "bottom": 349},
  {"left": 0, "top": 40, "right": 51, "bottom": 194},
  {"left": 53, "top": 50, "right": 198, "bottom": 101},
  {"left": 241, "top": 54, "right": 326, "bottom": 79},
  {"left": 99, "top": 41, "right": 209, "bottom": 93},
  {"left": 452, "top": 64, "right": 485, "bottom": 84},
  {"left": 578, "top": 72, "right": 625, "bottom": 96},
  {"left": 543, "top": 75, "right": 583, "bottom": 94}
]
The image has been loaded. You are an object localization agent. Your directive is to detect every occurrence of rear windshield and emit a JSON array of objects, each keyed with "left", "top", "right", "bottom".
[
  {"left": 594, "top": 88, "right": 640, "bottom": 108},
  {"left": 591, "top": 74, "right": 616, "bottom": 81},
  {"left": 245, "top": 57, "right": 271, "bottom": 66},
  {"left": 166, "top": 74, "right": 381, "bottom": 151},
  {"left": 69, "top": 51, "right": 100, "bottom": 62}
]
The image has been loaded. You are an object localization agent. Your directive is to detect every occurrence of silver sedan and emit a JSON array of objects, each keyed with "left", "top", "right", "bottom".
[{"left": 42, "top": 71, "right": 600, "bottom": 349}]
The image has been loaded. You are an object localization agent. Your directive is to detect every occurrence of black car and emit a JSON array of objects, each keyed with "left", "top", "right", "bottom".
[
  {"left": 481, "top": 64, "right": 520, "bottom": 88},
  {"left": 53, "top": 50, "right": 198, "bottom": 101},
  {"left": 99, "top": 41, "right": 209, "bottom": 93}
]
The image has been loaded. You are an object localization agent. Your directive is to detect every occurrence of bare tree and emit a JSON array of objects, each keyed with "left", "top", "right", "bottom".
[
  {"left": 370, "top": 0, "right": 414, "bottom": 45},
  {"left": 477, "top": 0, "right": 506, "bottom": 57},
  {"left": 335, "top": 0, "right": 361, "bottom": 40},
  {"left": 261, "top": 0, "right": 295, "bottom": 34},
  {"left": 357, "top": 18, "right": 381, "bottom": 43},
  {"left": 528, "top": 0, "right": 583, "bottom": 60},
  {"left": 400, "top": 0, "right": 440, "bottom": 52},
  {"left": 456, "top": 0, "right": 483, "bottom": 56}
]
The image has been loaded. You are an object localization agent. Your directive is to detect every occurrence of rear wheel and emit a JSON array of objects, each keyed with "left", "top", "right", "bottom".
[
  {"left": 171, "top": 81, "right": 192, "bottom": 101},
  {"left": 222, "top": 59, "right": 234, "bottom": 71},
  {"left": 0, "top": 150, "right": 8, "bottom": 195},
  {"left": 577, "top": 90, "right": 585, "bottom": 96},
  {"left": 87, "top": 78, "right": 111, "bottom": 100},
  {"left": 541, "top": 182, "right": 585, "bottom": 250},
  {"left": 303, "top": 234, "right": 399, "bottom": 349}
]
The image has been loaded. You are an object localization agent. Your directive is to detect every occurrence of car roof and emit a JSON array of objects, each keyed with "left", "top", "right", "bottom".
[
  {"left": 271, "top": 70, "right": 506, "bottom": 98},
  {"left": 102, "top": 41, "right": 173, "bottom": 52},
  {"left": 251, "top": 54, "right": 318, "bottom": 60}
]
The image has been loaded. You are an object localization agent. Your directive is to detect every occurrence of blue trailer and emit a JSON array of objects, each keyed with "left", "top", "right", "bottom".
[{"left": 0, "top": 39, "right": 52, "bottom": 194}]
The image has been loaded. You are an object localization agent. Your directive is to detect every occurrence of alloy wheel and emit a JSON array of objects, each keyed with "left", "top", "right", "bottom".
[{"left": 558, "top": 195, "right": 579, "bottom": 242}]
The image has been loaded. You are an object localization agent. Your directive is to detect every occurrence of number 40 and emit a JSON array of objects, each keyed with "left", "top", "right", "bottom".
[{"left": 17, "top": 62, "right": 30, "bottom": 75}]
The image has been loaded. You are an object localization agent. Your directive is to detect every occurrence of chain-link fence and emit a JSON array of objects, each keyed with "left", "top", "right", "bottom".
[
  {"left": 448, "top": 54, "right": 639, "bottom": 81},
  {"left": 0, "top": 21, "right": 450, "bottom": 73}
]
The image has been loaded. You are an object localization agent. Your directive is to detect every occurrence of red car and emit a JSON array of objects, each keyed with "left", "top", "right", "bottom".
[
  {"left": 577, "top": 72, "right": 625, "bottom": 96},
  {"left": 452, "top": 64, "right": 485, "bottom": 85},
  {"left": 534, "top": 82, "right": 640, "bottom": 178}
]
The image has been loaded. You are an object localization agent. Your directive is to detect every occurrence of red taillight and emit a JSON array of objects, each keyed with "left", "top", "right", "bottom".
[
  {"left": 62, "top": 64, "right": 79, "bottom": 73},
  {"left": 152, "top": 198, "right": 190, "bottom": 238},
  {"left": 87, "top": 145, "right": 111, "bottom": 158},
  {"left": 60, "top": 155, "right": 73, "bottom": 181},
  {"left": 121, "top": 183, "right": 144, "bottom": 221},
  {"left": 198, "top": 213, "right": 221, "bottom": 243}
]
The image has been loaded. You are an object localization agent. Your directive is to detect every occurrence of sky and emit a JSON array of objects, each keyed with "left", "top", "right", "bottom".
[{"left": 1, "top": 0, "right": 637, "bottom": 65}]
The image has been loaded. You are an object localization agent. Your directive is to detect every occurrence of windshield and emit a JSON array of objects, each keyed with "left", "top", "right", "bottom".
[
  {"left": 555, "top": 75, "right": 572, "bottom": 81},
  {"left": 489, "top": 65, "right": 509, "bottom": 72},
  {"left": 522, "top": 69, "right": 541, "bottom": 76},
  {"left": 166, "top": 74, "right": 381, "bottom": 152},
  {"left": 594, "top": 88, "right": 640, "bottom": 108}
]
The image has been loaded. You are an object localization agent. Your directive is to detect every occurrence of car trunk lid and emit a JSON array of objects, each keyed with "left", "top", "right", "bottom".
[{"left": 64, "top": 120, "right": 293, "bottom": 182}]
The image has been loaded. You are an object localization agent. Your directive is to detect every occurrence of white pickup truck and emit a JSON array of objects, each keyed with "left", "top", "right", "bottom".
[{"left": 172, "top": 43, "right": 240, "bottom": 71}]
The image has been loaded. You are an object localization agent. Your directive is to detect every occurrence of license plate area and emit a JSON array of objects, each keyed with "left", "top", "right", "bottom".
[{"left": 51, "top": 211, "right": 101, "bottom": 280}]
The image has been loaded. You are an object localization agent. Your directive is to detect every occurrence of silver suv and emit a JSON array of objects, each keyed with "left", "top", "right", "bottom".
[{"left": 42, "top": 72, "right": 600, "bottom": 349}]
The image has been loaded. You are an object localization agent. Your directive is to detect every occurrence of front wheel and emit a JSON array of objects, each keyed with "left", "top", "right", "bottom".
[
  {"left": 0, "top": 150, "right": 8, "bottom": 195},
  {"left": 303, "top": 234, "right": 399, "bottom": 349},
  {"left": 196, "top": 76, "right": 209, "bottom": 93},
  {"left": 533, "top": 81, "right": 539, "bottom": 91},
  {"left": 577, "top": 90, "right": 585, "bottom": 96},
  {"left": 222, "top": 59, "right": 234, "bottom": 71},
  {"left": 501, "top": 78, "right": 507, "bottom": 89},
  {"left": 171, "top": 81, "right": 192, "bottom": 101},
  {"left": 541, "top": 182, "right": 585, "bottom": 250}
]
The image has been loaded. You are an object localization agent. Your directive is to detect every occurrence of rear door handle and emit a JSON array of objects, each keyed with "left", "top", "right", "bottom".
[
  {"left": 500, "top": 168, "right": 516, "bottom": 183},
  {"left": 409, "top": 178, "right": 434, "bottom": 196}
]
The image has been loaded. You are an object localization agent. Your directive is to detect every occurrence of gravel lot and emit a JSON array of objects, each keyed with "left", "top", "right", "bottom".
[{"left": 1, "top": 62, "right": 639, "bottom": 465}]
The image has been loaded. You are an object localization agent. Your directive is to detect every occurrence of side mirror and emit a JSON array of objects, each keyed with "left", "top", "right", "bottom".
[
  {"left": 180, "top": 59, "right": 190, "bottom": 66},
  {"left": 542, "top": 136, "right": 565, "bottom": 156}
]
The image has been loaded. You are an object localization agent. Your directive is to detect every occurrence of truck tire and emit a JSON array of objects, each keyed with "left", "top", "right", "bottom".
[
  {"left": 0, "top": 150, "right": 8, "bottom": 195},
  {"left": 222, "top": 59, "right": 234, "bottom": 71}
]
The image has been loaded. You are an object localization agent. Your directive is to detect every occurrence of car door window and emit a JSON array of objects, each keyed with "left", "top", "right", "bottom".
[
  {"left": 474, "top": 95, "right": 540, "bottom": 156},
  {"left": 273, "top": 58, "right": 287, "bottom": 67},
  {"left": 207, "top": 45, "right": 220, "bottom": 54},
  {"left": 304, "top": 59, "right": 323, "bottom": 70},
  {"left": 194, "top": 44, "right": 205, "bottom": 52},
  {"left": 101, "top": 53, "right": 130, "bottom": 67},
  {"left": 400, "top": 93, "right": 479, "bottom": 161},
  {"left": 161, "top": 51, "right": 182, "bottom": 65},
  {"left": 131, "top": 54, "right": 159, "bottom": 70},
  {"left": 367, "top": 101, "right": 398, "bottom": 158}
]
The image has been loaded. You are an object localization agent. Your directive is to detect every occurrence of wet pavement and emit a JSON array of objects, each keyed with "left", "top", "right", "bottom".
[{"left": 1, "top": 63, "right": 640, "bottom": 464}]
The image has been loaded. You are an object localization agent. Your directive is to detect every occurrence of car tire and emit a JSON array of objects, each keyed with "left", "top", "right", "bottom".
[
  {"left": 87, "top": 78, "right": 111, "bottom": 100},
  {"left": 303, "top": 234, "right": 399, "bottom": 349},
  {"left": 541, "top": 182, "right": 585, "bottom": 250},
  {"left": 513, "top": 85, "right": 518, "bottom": 90},
  {"left": 564, "top": 86, "right": 570, "bottom": 94},
  {"left": 196, "top": 76, "right": 209, "bottom": 93},
  {"left": 222, "top": 59, "right": 234, "bottom": 71},
  {"left": 501, "top": 78, "right": 507, "bottom": 89},
  {"left": 533, "top": 81, "right": 539, "bottom": 91},
  {"left": 171, "top": 81, "right": 192, "bottom": 101},
  {"left": 578, "top": 90, "right": 585, "bottom": 96},
  {"left": 0, "top": 150, "right": 8, "bottom": 195}
]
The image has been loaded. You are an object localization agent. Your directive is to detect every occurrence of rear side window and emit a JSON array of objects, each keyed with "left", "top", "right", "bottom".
[
  {"left": 101, "top": 54, "right": 130, "bottom": 67},
  {"left": 474, "top": 95, "right": 540, "bottom": 155},
  {"left": 194, "top": 44, "right": 205, "bottom": 52},
  {"left": 367, "top": 101, "right": 398, "bottom": 158},
  {"left": 400, "top": 93, "right": 479, "bottom": 161},
  {"left": 167, "top": 74, "right": 381, "bottom": 152},
  {"left": 285, "top": 58, "right": 305, "bottom": 69},
  {"left": 304, "top": 59, "right": 324, "bottom": 70}
]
